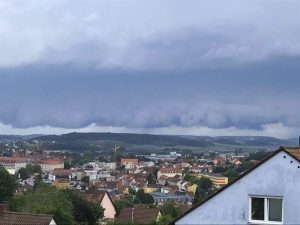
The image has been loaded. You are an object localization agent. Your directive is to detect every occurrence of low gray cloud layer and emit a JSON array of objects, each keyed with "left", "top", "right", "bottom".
[
  {"left": 0, "top": 0, "right": 300, "bottom": 69},
  {"left": 0, "top": 0, "right": 300, "bottom": 137}
]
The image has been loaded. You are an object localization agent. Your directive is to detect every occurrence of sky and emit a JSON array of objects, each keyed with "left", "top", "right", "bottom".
[{"left": 0, "top": 0, "right": 300, "bottom": 138}]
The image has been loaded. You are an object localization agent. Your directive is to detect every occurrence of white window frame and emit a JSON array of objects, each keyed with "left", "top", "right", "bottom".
[{"left": 248, "top": 195, "right": 283, "bottom": 224}]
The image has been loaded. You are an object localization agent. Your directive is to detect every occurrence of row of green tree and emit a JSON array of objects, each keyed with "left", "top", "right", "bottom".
[{"left": 0, "top": 166, "right": 103, "bottom": 225}]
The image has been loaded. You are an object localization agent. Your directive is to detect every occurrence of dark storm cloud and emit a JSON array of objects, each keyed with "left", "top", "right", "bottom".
[
  {"left": 0, "top": 0, "right": 300, "bottom": 137},
  {"left": 1, "top": 57, "right": 300, "bottom": 134}
]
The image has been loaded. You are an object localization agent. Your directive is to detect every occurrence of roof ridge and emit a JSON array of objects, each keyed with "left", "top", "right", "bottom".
[
  {"left": 3, "top": 211, "right": 53, "bottom": 217},
  {"left": 282, "top": 146, "right": 300, "bottom": 149}
]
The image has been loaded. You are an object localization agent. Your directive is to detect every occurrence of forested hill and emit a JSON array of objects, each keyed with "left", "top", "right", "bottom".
[
  {"left": 29, "top": 132, "right": 298, "bottom": 152},
  {"left": 0, "top": 134, "right": 43, "bottom": 141}
]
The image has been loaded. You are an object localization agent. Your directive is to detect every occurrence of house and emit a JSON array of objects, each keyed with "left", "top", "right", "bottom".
[
  {"left": 197, "top": 172, "right": 228, "bottom": 187},
  {"left": 173, "top": 146, "right": 300, "bottom": 225},
  {"left": 118, "top": 207, "right": 162, "bottom": 224},
  {"left": 166, "top": 175, "right": 181, "bottom": 186},
  {"left": 0, "top": 204, "right": 57, "bottom": 225},
  {"left": 49, "top": 168, "right": 72, "bottom": 181},
  {"left": 38, "top": 159, "right": 64, "bottom": 173},
  {"left": 83, "top": 190, "right": 116, "bottom": 219},
  {"left": 186, "top": 183, "right": 197, "bottom": 195},
  {"left": 98, "top": 162, "right": 117, "bottom": 170},
  {"left": 121, "top": 158, "right": 139, "bottom": 169},
  {"left": 158, "top": 175, "right": 168, "bottom": 186},
  {"left": 144, "top": 184, "right": 162, "bottom": 193},
  {"left": 53, "top": 179, "right": 70, "bottom": 190},
  {"left": 151, "top": 192, "right": 194, "bottom": 205},
  {"left": 0, "top": 157, "right": 27, "bottom": 175},
  {"left": 157, "top": 167, "right": 182, "bottom": 179}
]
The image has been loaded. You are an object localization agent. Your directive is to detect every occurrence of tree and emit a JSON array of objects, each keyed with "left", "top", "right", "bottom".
[
  {"left": 246, "top": 150, "right": 270, "bottom": 161},
  {"left": 18, "top": 167, "right": 30, "bottom": 180},
  {"left": 33, "top": 174, "right": 43, "bottom": 191},
  {"left": 193, "top": 177, "right": 213, "bottom": 205},
  {"left": 134, "top": 189, "right": 154, "bottom": 204},
  {"left": 81, "top": 175, "right": 90, "bottom": 184},
  {"left": 25, "top": 164, "right": 41, "bottom": 175},
  {"left": 10, "top": 186, "right": 75, "bottom": 225},
  {"left": 198, "top": 177, "right": 212, "bottom": 192},
  {"left": 160, "top": 202, "right": 182, "bottom": 219},
  {"left": 182, "top": 167, "right": 189, "bottom": 177},
  {"left": 193, "top": 188, "right": 206, "bottom": 205},
  {"left": 0, "top": 166, "right": 16, "bottom": 203},
  {"left": 223, "top": 169, "right": 239, "bottom": 182},
  {"left": 155, "top": 215, "right": 173, "bottom": 225},
  {"left": 114, "top": 199, "right": 134, "bottom": 216},
  {"left": 213, "top": 166, "right": 228, "bottom": 173},
  {"left": 128, "top": 187, "right": 136, "bottom": 196},
  {"left": 147, "top": 172, "right": 156, "bottom": 184},
  {"left": 64, "top": 161, "right": 72, "bottom": 169},
  {"left": 68, "top": 191, "right": 104, "bottom": 225}
]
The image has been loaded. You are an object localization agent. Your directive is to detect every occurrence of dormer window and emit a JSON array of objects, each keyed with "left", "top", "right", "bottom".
[{"left": 249, "top": 196, "right": 283, "bottom": 224}]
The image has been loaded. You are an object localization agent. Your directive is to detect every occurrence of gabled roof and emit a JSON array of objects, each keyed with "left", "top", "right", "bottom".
[
  {"left": 284, "top": 146, "right": 300, "bottom": 160},
  {"left": 118, "top": 207, "right": 161, "bottom": 224},
  {"left": 52, "top": 168, "right": 72, "bottom": 176},
  {"left": 83, "top": 190, "right": 115, "bottom": 210},
  {"left": 83, "top": 190, "right": 106, "bottom": 203},
  {"left": 170, "top": 146, "right": 300, "bottom": 225},
  {"left": 0, "top": 211, "right": 55, "bottom": 225}
]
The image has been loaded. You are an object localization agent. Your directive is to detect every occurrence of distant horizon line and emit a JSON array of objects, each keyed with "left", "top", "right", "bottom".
[{"left": 0, "top": 131, "right": 297, "bottom": 140}]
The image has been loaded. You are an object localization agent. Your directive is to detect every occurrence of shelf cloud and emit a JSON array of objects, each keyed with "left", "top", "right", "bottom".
[{"left": 0, "top": 0, "right": 300, "bottom": 138}]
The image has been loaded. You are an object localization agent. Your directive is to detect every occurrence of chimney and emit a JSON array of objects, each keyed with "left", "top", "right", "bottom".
[{"left": 0, "top": 204, "right": 9, "bottom": 217}]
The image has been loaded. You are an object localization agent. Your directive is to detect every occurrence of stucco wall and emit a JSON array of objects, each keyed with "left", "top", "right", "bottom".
[
  {"left": 101, "top": 193, "right": 116, "bottom": 219},
  {"left": 176, "top": 151, "right": 300, "bottom": 225}
]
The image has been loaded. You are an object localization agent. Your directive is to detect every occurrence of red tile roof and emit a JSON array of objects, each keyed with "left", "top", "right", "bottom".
[
  {"left": 39, "top": 159, "right": 63, "bottom": 165},
  {"left": 52, "top": 168, "right": 71, "bottom": 176},
  {"left": 159, "top": 167, "right": 182, "bottom": 173},
  {"left": 83, "top": 190, "right": 106, "bottom": 204},
  {"left": 121, "top": 158, "right": 139, "bottom": 165},
  {"left": 0, "top": 157, "right": 27, "bottom": 164}
]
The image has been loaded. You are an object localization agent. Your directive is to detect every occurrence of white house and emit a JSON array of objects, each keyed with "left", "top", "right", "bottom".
[{"left": 173, "top": 146, "right": 300, "bottom": 225}]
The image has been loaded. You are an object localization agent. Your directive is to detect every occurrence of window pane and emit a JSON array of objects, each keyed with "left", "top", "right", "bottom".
[
  {"left": 251, "top": 197, "right": 264, "bottom": 221},
  {"left": 269, "top": 199, "right": 282, "bottom": 222}
]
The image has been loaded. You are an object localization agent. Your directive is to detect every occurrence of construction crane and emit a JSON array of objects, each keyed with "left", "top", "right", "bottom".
[{"left": 112, "top": 144, "right": 121, "bottom": 163}]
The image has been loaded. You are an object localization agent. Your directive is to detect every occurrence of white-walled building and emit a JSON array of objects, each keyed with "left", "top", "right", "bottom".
[
  {"left": 173, "top": 147, "right": 300, "bottom": 225},
  {"left": 84, "top": 170, "right": 98, "bottom": 181},
  {"left": 39, "top": 159, "right": 64, "bottom": 173},
  {"left": 0, "top": 157, "right": 27, "bottom": 174},
  {"left": 98, "top": 162, "right": 116, "bottom": 170}
]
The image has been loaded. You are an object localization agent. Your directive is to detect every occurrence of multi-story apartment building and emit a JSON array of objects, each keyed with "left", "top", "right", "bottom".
[
  {"left": 38, "top": 159, "right": 64, "bottom": 173},
  {"left": 198, "top": 172, "right": 228, "bottom": 187},
  {"left": 0, "top": 157, "right": 27, "bottom": 174}
]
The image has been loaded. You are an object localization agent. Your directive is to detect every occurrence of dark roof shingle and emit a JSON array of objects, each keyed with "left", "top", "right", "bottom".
[
  {"left": 118, "top": 207, "right": 160, "bottom": 224},
  {"left": 0, "top": 212, "right": 54, "bottom": 225}
]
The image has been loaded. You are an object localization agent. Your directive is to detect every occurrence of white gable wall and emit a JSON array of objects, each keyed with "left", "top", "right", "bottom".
[
  {"left": 49, "top": 219, "right": 57, "bottom": 225},
  {"left": 176, "top": 151, "right": 300, "bottom": 225}
]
